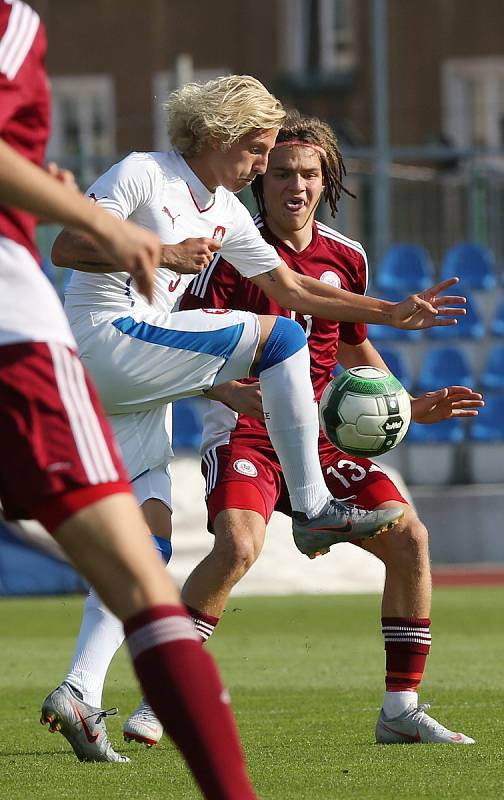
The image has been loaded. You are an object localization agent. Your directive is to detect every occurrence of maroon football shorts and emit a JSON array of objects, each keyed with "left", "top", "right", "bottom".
[
  {"left": 0, "top": 341, "right": 130, "bottom": 532},
  {"left": 203, "top": 437, "right": 407, "bottom": 533}
]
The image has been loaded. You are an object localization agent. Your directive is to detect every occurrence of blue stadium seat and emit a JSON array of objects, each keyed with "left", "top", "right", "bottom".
[
  {"left": 427, "top": 288, "right": 484, "bottom": 339},
  {"left": 480, "top": 345, "right": 504, "bottom": 391},
  {"left": 375, "top": 244, "right": 434, "bottom": 292},
  {"left": 415, "top": 346, "right": 474, "bottom": 393},
  {"left": 172, "top": 399, "right": 203, "bottom": 450},
  {"left": 490, "top": 296, "right": 504, "bottom": 337},
  {"left": 367, "top": 289, "right": 424, "bottom": 342},
  {"left": 376, "top": 346, "right": 412, "bottom": 391},
  {"left": 406, "top": 418, "right": 465, "bottom": 444},
  {"left": 440, "top": 242, "right": 497, "bottom": 291},
  {"left": 468, "top": 393, "right": 504, "bottom": 442}
]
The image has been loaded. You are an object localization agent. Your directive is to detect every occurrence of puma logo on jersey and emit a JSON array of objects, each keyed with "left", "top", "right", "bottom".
[
  {"left": 89, "top": 193, "right": 108, "bottom": 202},
  {"left": 162, "top": 206, "right": 180, "bottom": 228}
]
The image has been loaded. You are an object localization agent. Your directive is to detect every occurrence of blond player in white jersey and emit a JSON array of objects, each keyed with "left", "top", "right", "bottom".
[{"left": 44, "top": 75, "right": 467, "bottom": 759}]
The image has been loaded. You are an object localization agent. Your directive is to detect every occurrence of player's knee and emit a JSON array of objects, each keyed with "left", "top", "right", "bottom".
[
  {"left": 382, "top": 509, "right": 429, "bottom": 568},
  {"left": 254, "top": 316, "right": 307, "bottom": 375},
  {"left": 214, "top": 529, "right": 260, "bottom": 578}
]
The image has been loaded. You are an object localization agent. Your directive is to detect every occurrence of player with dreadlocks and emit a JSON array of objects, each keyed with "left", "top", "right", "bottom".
[
  {"left": 122, "top": 109, "right": 478, "bottom": 747},
  {"left": 252, "top": 108, "right": 351, "bottom": 219}
]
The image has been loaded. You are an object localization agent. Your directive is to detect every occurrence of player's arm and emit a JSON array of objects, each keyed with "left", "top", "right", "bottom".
[
  {"left": 250, "top": 261, "right": 466, "bottom": 330},
  {"left": 205, "top": 381, "right": 263, "bottom": 420},
  {"left": 0, "top": 139, "right": 159, "bottom": 300},
  {"left": 338, "top": 338, "right": 483, "bottom": 423},
  {"left": 52, "top": 229, "right": 220, "bottom": 275},
  {"left": 161, "top": 238, "right": 221, "bottom": 273},
  {"left": 337, "top": 338, "right": 390, "bottom": 372},
  {"left": 51, "top": 228, "right": 113, "bottom": 272}
]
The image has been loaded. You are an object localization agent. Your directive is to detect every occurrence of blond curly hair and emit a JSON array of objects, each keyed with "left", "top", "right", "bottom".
[{"left": 165, "top": 75, "right": 285, "bottom": 157}]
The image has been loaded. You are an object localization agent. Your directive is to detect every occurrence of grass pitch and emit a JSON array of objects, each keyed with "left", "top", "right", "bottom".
[{"left": 1, "top": 588, "right": 503, "bottom": 799}]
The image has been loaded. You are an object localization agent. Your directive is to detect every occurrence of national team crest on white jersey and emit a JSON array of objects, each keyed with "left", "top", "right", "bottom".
[{"left": 212, "top": 226, "right": 226, "bottom": 244}]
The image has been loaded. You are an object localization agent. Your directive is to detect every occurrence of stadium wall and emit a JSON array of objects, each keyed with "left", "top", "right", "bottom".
[{"left": 2, "top": 458, "right": 503, "bottom": 597}]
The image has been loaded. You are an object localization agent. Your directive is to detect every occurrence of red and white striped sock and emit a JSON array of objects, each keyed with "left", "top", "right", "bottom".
[
  {"left": 124, "top": 604, "right": 255, "bottom": 800},
  {"left": 186, "top": 604, "right": 219, "bottom": 642},
  {"left": 381, "top": 616, "right": 431, "bottom": 718}
]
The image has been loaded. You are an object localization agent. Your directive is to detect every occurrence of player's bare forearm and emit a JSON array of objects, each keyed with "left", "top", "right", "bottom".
[
  {"left": 0, "top": 140, "right": 159, "bottom": 299},
  {"left": 251, "top": 265, "right": 393, "bottom": 323},
  {"left": 337, "top": 339, "right": 390, "bottom": 372},
  {"left": 252, "top": 265, "right": 465, "bottom": 330},
  {"left": 52, "top": 228, "right": 113, "bottom": 269},
  {"left": 0, "top": 140, "right": 110, "bottom": 238}
]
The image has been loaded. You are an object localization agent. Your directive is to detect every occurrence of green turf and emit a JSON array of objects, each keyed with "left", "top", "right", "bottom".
[{"left": 1, "top": 589, "right": 503, "bottom": 799}]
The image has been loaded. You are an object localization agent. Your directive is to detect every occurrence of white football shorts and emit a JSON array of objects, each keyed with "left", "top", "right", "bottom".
[
  {"left": 131, "top": 462, "right": 172, "bottom": 510},
  {"left": 71, "top": 306, "right": 260, "bottom": 414},
  {"left": 108, "top": 405, "right": 173, "bottom": 483}
]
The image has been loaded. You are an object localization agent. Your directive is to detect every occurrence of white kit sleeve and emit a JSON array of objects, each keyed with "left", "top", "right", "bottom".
[{"left": 85, "top": 152, "right": 158, "bottom": 221}]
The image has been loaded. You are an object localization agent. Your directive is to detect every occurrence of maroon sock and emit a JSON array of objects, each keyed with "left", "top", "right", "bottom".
[
  {"left": 124, "top": 604, "right": 255, "bottom": 800},
  {"left": 185, "top": 604, "right": 220, "bottom": 642},
  {"left": 382, "top": 616, "right": 431, "bottom": 692}
]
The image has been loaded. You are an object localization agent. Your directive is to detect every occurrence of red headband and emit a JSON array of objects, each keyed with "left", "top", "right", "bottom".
[{"left": 273, "top": 139, "right": 327, "bottom": 158}]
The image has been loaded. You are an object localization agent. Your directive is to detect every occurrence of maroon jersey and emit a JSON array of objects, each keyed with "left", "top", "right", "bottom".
[
  {"left": 0, "top": 0, "right": 49, "bottom": 260},
  {"left": 179, "top": 214, "right": 369, "bottom": 447}
]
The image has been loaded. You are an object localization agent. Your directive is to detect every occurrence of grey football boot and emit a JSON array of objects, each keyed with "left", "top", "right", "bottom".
[
  {"left": 123, "top": 699, "right": 163, "bottom": 747},
  {"left": 292, "top": 498, "right": 404, "bottom": 557},
  {"left": 376, "top": 703, "right": 475, "bottom": 744},
  {"left": 40, "top": 682, "right": 130, "bottom": 762}
]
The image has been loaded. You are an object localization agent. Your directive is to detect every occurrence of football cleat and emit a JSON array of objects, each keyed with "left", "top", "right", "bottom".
[
  {"left": 40, "top": 683, "right": 130, "bottom": 762},
  {"left": 375, "top": 703, "right": 475, "bottom": 744},
  {"left": 292, "top": 499, "right": 403, "bottom": 558},
  {"left": 123, "top": 699, "right": 163, "bottom": 746}
]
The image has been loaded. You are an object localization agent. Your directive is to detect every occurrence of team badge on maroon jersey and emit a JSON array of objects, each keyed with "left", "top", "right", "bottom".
[
  {"left": 233, "top": 459, "right": 258, "bottom": 477},
  {"left": 320, "top": 271, "right": 341, "bottom": 288}
]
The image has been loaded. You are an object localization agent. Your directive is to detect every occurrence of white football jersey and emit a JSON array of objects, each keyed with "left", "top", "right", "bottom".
[{"left": 64, "top": 150, "right": 281, "bottom": 321}]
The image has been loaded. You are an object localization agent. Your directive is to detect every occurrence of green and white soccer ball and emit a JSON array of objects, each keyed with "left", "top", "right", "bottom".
[{"left": 319, "top": 366, "right": 411, "bottom": 457}]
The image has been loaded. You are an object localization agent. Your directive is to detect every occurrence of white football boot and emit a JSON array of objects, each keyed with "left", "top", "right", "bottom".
[
  {"left": 376, "top": 703, "right": 475, "bottom": 744},
  {"left": 123, "top": 699, "right": 163, "bottom": 747}
]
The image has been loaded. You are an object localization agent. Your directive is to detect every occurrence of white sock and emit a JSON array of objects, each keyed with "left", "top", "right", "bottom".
[
  {"left": 65, "top": 588, "right": 124, "bottom": 708},
  {"left": 383, "top": 690, "right": 418, "bottom": 719},
  {"left": 259, "top": 346, "right": 329, "bottom": 516}
]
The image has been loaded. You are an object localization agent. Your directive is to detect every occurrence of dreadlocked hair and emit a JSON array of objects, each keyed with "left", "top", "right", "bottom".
[{"left": 252, "top": 109, "right": 354, "bottom": 218}]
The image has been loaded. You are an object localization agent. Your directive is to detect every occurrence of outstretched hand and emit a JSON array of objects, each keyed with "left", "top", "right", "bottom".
[
  {"left": 411, "top": 385, "right": 484, "bottom": 424},
  {"left": 392, "top": 278, "right": 467, "bottom": 330}
]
